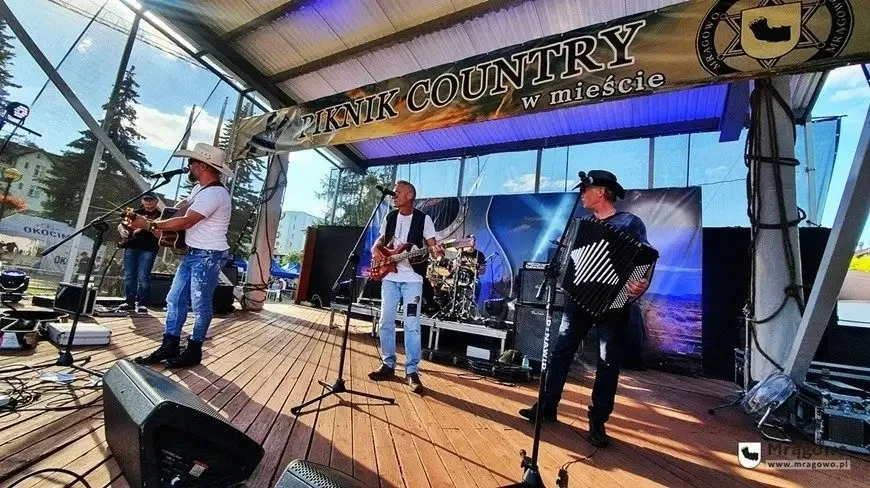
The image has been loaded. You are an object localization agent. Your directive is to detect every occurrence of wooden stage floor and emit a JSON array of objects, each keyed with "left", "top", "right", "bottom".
[{"left": 0, "top": 304, "right": 867, "bottom": 487}]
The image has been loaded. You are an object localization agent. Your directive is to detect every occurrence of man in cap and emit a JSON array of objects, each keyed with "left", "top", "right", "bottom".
[
  {"left": 518, "top": 170, "right": 651, "bottom": 448},
  {"left": 126, "top": 143, "right": 233, "bottom": 368},
  {"left": 118, "top": 192, "right": 161, "bottom": 313}
]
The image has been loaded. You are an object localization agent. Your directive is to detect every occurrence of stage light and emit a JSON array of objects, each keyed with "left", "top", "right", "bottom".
[{"left": 4, "top": 102, "right": 29, "bottom": 120}]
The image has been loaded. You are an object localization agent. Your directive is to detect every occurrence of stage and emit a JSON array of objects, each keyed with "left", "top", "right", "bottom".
[{"left": 0, "top": 304, "right": 865, "bottom": 488}]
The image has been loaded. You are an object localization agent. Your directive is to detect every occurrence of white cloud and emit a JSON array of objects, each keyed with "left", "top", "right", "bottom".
[
  {"left": 825, "top": 65, "right": 865, "bottom": 89},
  {"left": 132, "top": 104, "right": 221, "bottom": 151},
  {"left": 830, "top": 86, "right": 870, "bottom": 103},
  {"left": 76, "top": 37, "right": 93, "bottom": 53},
  {"left": 502, "top": 173, "right": 569, "bottom": 193}
]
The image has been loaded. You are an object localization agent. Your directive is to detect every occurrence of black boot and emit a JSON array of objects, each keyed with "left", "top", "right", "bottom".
[
  {"left": 166, "top": 339, "right": 203, "bottom": 368},
  {"left": 134, "top": 334, "right": 180, "bottom": 365},
  {"left": 588, "top": 420, "right": 611, "bottom": 448},
  {"left": 518, "top": 402, "right": 557, "bottom": 423}
]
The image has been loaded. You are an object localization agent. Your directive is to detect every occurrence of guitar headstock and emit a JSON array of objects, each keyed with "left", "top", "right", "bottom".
[{"left": 121, "top": 207, "right": 137, "bottom": 225}]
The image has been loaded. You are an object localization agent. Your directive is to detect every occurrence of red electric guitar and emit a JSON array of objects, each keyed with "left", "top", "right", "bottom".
[{"left": 366, "top": 238, "right": 474, "bottom": 281}]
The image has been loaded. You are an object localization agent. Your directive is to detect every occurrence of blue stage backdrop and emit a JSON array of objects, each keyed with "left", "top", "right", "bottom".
[{"left": 361, "top": 188, "right": 702, "bottom": 361}]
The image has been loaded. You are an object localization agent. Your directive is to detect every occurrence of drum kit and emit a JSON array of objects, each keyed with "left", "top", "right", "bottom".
[{"left": 426, "top": 239, "right": 481, "bottom": 322}]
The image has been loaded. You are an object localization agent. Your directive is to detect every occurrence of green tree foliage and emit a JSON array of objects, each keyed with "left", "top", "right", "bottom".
[
  {"left": 0, "top": 19, "right": 21, "bottom": 110},
  {"left": 216, "top": 102, "right": 263, "bottom": 255},
  {"left": 316, "top": 166, "right": 396, "bottom": 226},
  {"left": 40, "top": 66, "right": 150, "bottom": 226}
]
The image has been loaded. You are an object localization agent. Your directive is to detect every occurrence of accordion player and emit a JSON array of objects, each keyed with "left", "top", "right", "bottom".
[{"left": 557, "top": 217, "right": 659, "bottom": 317}]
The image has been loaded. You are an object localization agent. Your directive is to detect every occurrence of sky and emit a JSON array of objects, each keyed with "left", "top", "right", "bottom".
[{"left": 0, "top": 0, "right": 867, "bottom": 244}]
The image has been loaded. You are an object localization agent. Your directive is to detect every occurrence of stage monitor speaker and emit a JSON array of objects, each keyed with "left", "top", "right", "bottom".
[
  {"left": 103, "top": 360, "right": 263, "bottom": 488},
  {"left": 517, "top": 262, "right": 564, "bottom": 308},
  {"left": 514, "top": 304, "right": 562, "bottom": 362},
  {"left": 306, "top": 226, "right": 363, "bottom": 307},
  {"left": 149, "top": 273, "right": 174, "bottom": 307},
  {"left": 213, "top": 284, "right": 235, "bottom": 314},
  {"left": 274, "top": 460, "right": 368, "bottom": 488},
  {"left": 53, "top": 282, "right": 96, "bottom": 316}
]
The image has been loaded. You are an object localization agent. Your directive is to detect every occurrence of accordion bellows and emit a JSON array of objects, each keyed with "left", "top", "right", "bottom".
[{"left": 557, "top": 218, "right": 659, "bottom": 316}]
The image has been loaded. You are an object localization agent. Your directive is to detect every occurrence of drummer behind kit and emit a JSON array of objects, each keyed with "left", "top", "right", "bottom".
[{"left": 426, "top": 237, "right": 486, "bottom": 322}]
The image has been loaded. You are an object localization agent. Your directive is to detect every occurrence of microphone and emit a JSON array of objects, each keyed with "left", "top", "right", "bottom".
[
  {"left": 149, "top": 167, "right": 189, "bottom": 179},
  {"left": 571, "top": 171, "right": 590, "bottom": 190},
  {"left": 376, "top": 184, "right": 396, "bottom": 197}
]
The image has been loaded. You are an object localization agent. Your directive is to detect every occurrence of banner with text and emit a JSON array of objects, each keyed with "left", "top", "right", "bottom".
[{"left": 233, "top": 0, "right": 867, "bottom": 157}]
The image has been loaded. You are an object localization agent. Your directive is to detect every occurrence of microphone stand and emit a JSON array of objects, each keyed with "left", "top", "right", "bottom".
[
  {"left": 504, "top": 188, "right": 583, "bottom": 488},
  {"left": 291, "top": 186, "right": 395, "bottom": 415},
  {"left": 35, "top": 176, "right": 176, "bottom": 376}
]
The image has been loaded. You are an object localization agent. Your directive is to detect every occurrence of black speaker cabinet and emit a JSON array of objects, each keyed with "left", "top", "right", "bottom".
[
  {"left": 517, "top": 262, "right": 564, "bottom": 308},
  {"left": 514, "top": 304, "right": 562, "bottom": 362},
  {"left": 212, "top": 285, "right": 235, "bottom": 314},
  {"left": 149, "top": 273, "right": 174, "bottom": 307},
  {"left": 274, "top": 460, "right": 368, "bottom": 488},
  {"left": 103, "top": 360, "right": 263, "bottom": 488},
  {"left": 53, "top": 282, "right": 96, "bottom": 315}
]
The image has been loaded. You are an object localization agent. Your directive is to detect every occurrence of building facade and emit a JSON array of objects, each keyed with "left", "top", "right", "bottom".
[
  {"left": 0, "top": 143, "right": 59, "bottom": 215},
  {"left": 275, "top": 210, "right": 317, "bottom": 255}
]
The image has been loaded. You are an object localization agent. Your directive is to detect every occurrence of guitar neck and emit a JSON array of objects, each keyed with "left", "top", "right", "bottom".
[{"left": 392, "top": 247, "right": 430, "bottom": 262}]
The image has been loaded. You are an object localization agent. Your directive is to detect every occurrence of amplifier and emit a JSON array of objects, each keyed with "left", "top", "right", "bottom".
[
  {"left": 54, "top": 282, "right": 96, "bottom": 316},
  {"left": 514, "top": 304, "right": 562, "bottom": 362},
  {"left": 103, "top": 360, "right": 263, "bottom": 487},
  {"left": 791, "top": 379, "right": 870, "bottom": 455},
  {"left": 213, "top": 284, "right": 235, "bottom": 314},
  {"left": 149, "top": 273, "right": 174, "bottom": 306},
  {"left": 517, "top": 262, "right": 564, "bottom": 308}
]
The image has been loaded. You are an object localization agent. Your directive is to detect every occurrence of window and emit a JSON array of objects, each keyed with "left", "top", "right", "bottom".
[
  {"left": 462, "top": 150, "right": 537, "bottom": 196},
  {"left": 397, "top": 158, "right": 460, "bottom": 198},
  {"left": 687, "top": 130, "right": 749, "bottom": 227},
  {"left": 567, "top": 138, "right": 649, "bottom": 191},
  {"left": 33, "top": 164, "right": 42, "bottom": 178},
  {"left": 539, "top": 147, "right": 568, "bottom": 193},
  {"left": 28, "top": 186, "right": 40, "bottom": 198},
  {"left": 24, "top": 161, "right": 29, "bottom": 170},
  {"left": 653, "top": 135, "right": 689, "bottom": 188}
]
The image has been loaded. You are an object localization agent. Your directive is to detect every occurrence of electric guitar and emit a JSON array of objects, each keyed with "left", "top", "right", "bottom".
[{"left": 366, "top": 238, "right": 474, "bottom": 281}]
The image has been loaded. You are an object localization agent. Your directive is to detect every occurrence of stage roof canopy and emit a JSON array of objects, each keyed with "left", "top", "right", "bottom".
[{"left": 140, "top": 0, "right": 827, "bottom": 169}]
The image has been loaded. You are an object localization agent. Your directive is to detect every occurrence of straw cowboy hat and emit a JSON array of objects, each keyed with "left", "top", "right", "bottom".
[{"left": 173, "top": 143, "right": 233, "bottom": 177}]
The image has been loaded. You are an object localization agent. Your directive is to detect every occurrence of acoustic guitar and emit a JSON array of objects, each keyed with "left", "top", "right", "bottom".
[
  {"left": 157, "top": 207, "right": 187, "bottom": 255},
  {"left": 121, "top": 207, "right": 187, "bottom": 255},
  {"left": 365, "top": 238, "right": 474, "bottom": 281}
]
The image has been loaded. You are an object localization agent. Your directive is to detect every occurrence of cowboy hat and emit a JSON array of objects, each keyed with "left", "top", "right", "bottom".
[
  {"left": 580, "top": 169, "right": 625, "bottom": 200},
  {"left": 173, "top": 143, "right": 233, "bottom": 177}
]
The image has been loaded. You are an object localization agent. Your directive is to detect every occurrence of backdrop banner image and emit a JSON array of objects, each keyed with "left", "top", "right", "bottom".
[{"left": 361, "top": 187, "right": 703, "bottom": 364}]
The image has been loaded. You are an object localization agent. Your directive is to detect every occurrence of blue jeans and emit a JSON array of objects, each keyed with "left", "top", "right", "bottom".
[
  {"left": 378, "top": 280, "right": 423, "bottom": 374},
  {"left": 543, "top": 302, "right": 628, "bottom": 424},
  {"left": 123, "top": 248, "right": 157, "bottom": 306},
  {"left": 164, "top": 248, "right": 227, "bottom": 342}
]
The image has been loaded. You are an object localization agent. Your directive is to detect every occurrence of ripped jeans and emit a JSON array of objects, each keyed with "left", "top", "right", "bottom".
[
  {"left": 377, "top": 280, "right": 423, "bottom": 374},
  {"left": 164, "top": 248, "right": 227, "bottom": 342}
]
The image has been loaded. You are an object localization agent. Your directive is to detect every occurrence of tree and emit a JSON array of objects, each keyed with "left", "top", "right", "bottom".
[
  {"left": 217, "top": 103, "right": 262, "bottom": 255},
  {"left": 279, "top": 251, "right": 301, "bottom": 266},
  {"left": 40, "top": 66, "right": 150, "bottom": 225},
  {"left": 316, "top": 166, "right": 395, "bottom": 226},
  {"left": 0, "top": 19, "right": 21, "bottom": 110}
]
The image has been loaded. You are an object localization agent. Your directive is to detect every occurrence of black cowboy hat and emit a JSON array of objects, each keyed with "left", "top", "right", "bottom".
[{"left": 579, "top": 169, "right": 625, "bottom": 200}]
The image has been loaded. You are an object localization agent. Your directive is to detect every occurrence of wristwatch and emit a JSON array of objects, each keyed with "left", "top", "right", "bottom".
[{"left": 146, "top": 220, "right": 157, "bottom": 232}]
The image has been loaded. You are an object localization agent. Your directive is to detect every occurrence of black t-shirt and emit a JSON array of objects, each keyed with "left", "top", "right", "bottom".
[{"left": 122, "top": 207, "right": 161, "bottom": 252}]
